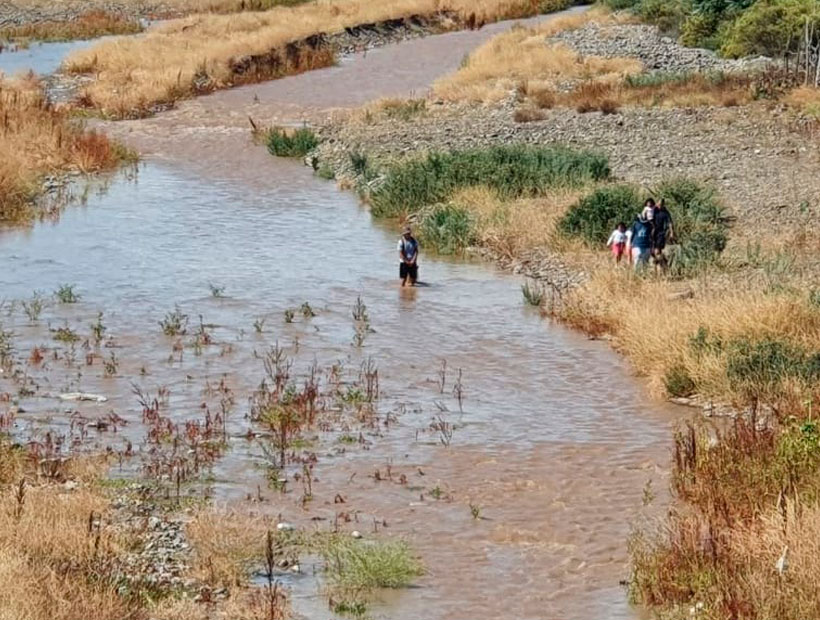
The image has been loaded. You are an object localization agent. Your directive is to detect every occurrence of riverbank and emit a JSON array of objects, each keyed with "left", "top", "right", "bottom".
[
  {"left": 61, "top": 0, "right": 587, "bottom": 117},
  {"left": 297, "top": 14, "right": 820, "bottom": 619},
  {"left": 0, "top": 75, "right": 136, "bottom": 223},
  {"left": 308, "top": 16, "right": 820, "bottom": 413}
]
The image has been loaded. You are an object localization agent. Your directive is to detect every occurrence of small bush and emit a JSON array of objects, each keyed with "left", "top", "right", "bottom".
[
  {"left": 558, "top": 184, "right": 640, "bottom": 244},
  {"left": 418, "top": 204, "right": 476, "bottom": 254},
  {"left": 636, "top": 0, "right": 688, "bottom": 34},
  {"left": 322, "top": 536, "right": 423, "bottom": 593},
  {"left": 513, "top": 106, "right": 549, "bottom": 123},
  {"left": 522, "top": 281, "right": 545, "bottom": 306},
  {"left": 603, "top": 0, "right": 640, "bottom": 9},
  {"left": 266, "top": 126, "right": 319, "bottom": 157},
  {"left": 380, "top": 98, "right": 426, "bottom": 121},
  {"left": 721, "top": 0, "right": 820, "bottom": 58},
  {"left": 664, "top": 364, "right": 696, "bottom": 397},
  {"left": 726, "top": 337, "right": 816, "bottom": 404},
  {"left": 624, "top": 71, "right": 694, "bottom": 88},
  {"left": 370, "top": 145, "right": 610, "bottom": 218}
]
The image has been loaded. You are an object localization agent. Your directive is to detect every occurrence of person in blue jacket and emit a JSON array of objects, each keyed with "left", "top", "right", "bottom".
[{"left": 629, "top": 212, "right": 654, "bottom": 270}]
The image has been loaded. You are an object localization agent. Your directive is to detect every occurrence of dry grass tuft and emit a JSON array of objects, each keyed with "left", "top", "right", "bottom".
[
  {"left": 433, "top": 8, "right": 641, "bottom": 103},
  {"left": 558, "top": 265, "right": 820, "bottom": 410},
  {"left": 0, "top": 76, "right": 133, "bottom": 223},
  {"left": 65, "top": 0, "right": 580, "bottom": 116},
  {"left": 0, "top": 453, "right": 141, "bottom": 620},
  {"left": 449, "top": 185, "right": 586, "bottom": 258},
  {"left": 186, "top": 507, "right": 273, "bottom": 588},
  {"left": 785, "top": 86, "right": 820, "bottom": 120}
]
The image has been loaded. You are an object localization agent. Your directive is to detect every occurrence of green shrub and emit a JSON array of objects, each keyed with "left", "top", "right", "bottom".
[
  {"left": 680, "top": 12, "right": 721, "bottom": 49},
  {"left": 322, "top": 537, "right": 423, "bottom": 593},
  {"left": 664, "top": 364, "right": 697, "bottom": 397},
  {"left": 266, "top": 126, "right": 319, "bottom": 157},
  {"left": 721, "top": 0, "right": 820, "bottom": 58},
  {"left": 726, "top": 337, "right": 816, "bottom": 403},
  {"left": 654, "top": 178, "right": 727, "bottom": 277},
  {"left": 624, "top": 70, "right": 695, "bottom": 88},
  {"left": 559, "top": 178, "right": 727, "bottom": 277},
  {"left": 381, "top": 99, "right": 427, "bottom": 121},
  {"left": 602, "top": 0, "right": 641, "bottom": 9},
  {"left": 418, "top": 204, "right": 476, "bottom": 254},
  {"left": 370, "top": 145, "right": 610, "bottom": 218},
  {"left": 558, "top": 184, "right": 640, "bottom": 244},
  {"left": 636, "top": 0, "right": 688, "bottom": 33}
]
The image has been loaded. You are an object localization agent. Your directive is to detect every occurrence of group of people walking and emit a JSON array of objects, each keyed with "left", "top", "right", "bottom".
[
  {"left": 606, "top": 198, "right": 675, "bottom": 271},
  {"left": 396, "top": 199, "right": 674, "bottom": 287}
]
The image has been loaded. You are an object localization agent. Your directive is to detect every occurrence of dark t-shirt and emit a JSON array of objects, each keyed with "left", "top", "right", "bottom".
[{"left": 654, "top": 208, "right": 673, "bottom": 238}]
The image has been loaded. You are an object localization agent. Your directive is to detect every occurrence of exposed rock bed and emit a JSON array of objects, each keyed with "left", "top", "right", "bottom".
[
  {"left": 0, "top": 1, "right": 179, "bottom": 27},
  {"left": 550, "top": 22, "right": 769, "bottom": 74}
]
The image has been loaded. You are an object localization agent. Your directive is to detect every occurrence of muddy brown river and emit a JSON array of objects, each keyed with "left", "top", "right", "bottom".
[{"left": 0, "top": 8, "right": 682, "bottom": 619}]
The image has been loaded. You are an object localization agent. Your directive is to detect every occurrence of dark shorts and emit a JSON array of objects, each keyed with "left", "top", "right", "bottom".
[
  {"left": 400, "top": 262, "right": 418, "bottom": 281},
  {"left": 653, "top": 234, "right": 667, "bottom": 251}
]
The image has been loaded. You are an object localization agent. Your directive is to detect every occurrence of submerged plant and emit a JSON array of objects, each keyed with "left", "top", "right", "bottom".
[
  {"left": 55, "top": 283, "right": 80, "bottom": 304},
  {"left": 321, "top": 535, "right": 423, "bottom": 594},
  {"left": 21, "top": 292, "right": 44, "bottom": 322},
  {"left": 300, "top": 302, "right": 316, "bottom": 318},
  {"left": 209, "top": 282, "right": 226, "bottom": 298},
  {"left": 90, "top": 312, "right": 106, "bottom": 345},
  {"left": 160, "top": 306, "right": 188, "bottom": 336},
  {"left": 521, "top": 281, "right": 545, "bottom": 306},
  {"left": 53, "top": 324, "right": 80, "bottom": 343}
]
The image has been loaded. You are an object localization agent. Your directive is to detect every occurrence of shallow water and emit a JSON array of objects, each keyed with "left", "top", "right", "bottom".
[
  {"left": 0, "top": 38, "right": 103, "bottom": 76},
  {"left": 0, "top": 8, "right": 682, "bottom": 620}
]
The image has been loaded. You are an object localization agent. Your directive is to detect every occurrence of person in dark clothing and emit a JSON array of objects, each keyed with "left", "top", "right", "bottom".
[
  {"left": 629, "top": 213, "right": 653, "bottom": 270},
  {"left": 652, "top": 198, "right": 675, "bottom": 272},
  {"left": 397, "top": 225, "right": 419, "bottom": 286}
]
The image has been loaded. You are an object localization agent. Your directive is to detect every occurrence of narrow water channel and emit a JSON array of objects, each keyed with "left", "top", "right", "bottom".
[{"left": 0, "top": 8, "right": 681, "bottom": 619}]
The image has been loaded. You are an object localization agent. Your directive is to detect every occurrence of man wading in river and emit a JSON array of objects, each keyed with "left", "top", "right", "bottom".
[{"left": 398, "top": 226, "right": 419, "bottom": 287}]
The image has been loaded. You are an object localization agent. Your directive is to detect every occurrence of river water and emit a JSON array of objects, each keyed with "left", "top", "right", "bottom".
[{"left": 0, "top": 8, "right": 680, "bottom": 620}]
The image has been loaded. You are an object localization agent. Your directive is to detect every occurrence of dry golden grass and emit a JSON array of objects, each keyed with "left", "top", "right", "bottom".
[
  {"left": 433, "top": 9, "right": 642, "bottom": 103},
  {"left": 448, "top": 185, "right": 586, "bottom": 257},
  {"left": 785, "top": 85, "right": 820, "bottom": 120},
  {"left": 0, "top": 76, "right": 132, "bottom": 222},
  {"left": 0, "top": 467, "right": 141, "bottom": 620},
  {"left": 559, "top": 73, "right": 756, "bottom": 113},
  {"left": 0, "top": 10, "right": 141, "bottom": 43},
  {"left": 558, "top": 265, "right": 820, "bottom": 408},
  {"left": 65, "top": 0, "right": 575, "bottom": 116},
  {"left": 186, "top": 506, "right": 273, "bottom": 588}
]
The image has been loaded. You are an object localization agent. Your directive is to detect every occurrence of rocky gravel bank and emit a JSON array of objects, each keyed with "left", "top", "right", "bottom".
[
  {"left": 0, "top": 0, "right": 180, "bottom": 27},
  {"left": 550, "top": 22, "right": 769, "bottom": 73}
]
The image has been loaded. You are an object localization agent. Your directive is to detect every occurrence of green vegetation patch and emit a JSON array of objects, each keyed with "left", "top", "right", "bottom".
[
  {"left": 417, "top": 204, "right": 477, "bottom": 254},
  {"left": 559, "top": 178, "right": 728, "bottom": 277},
  {"left": 370, "top": 144, "right": 610, "bottom": 218},
  {"left": 604, "top": 0, "right": 820, "bottom": 57},
  {"left": 321, "top": 535, "right": 423, "bottom": 593},
  {"left": 267, "top": 126, "right": 319, "bottom": 157}
]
